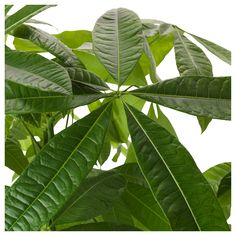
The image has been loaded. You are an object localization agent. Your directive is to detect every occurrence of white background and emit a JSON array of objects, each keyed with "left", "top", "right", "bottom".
[{"left": 1, "top": 0, "right": 235, "bottom": 234}]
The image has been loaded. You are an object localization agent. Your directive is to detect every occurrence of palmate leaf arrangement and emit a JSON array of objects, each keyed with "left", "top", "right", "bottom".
[{"left": 5, "top": 5, "right": 231, "bottom": 231}]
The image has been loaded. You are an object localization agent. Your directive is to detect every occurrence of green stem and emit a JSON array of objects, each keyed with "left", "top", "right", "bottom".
[{"left": 65, "top": 112, "right": 70, "bottom": 128}]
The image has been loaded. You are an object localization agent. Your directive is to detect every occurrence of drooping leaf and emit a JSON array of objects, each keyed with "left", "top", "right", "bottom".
[
  {"left": 173, "top": 29, "right": 214, "bottom": 131},
  {"left": 67, "top": 67, "right": 109, "bottom": 91},
  {"left": 204, "top": 162, "right": 231, "bottom": 219},
  {"left": 12, "top": 24, "right": 84, "bottom": 68},
  {"left": 5, "top": 49, "right": 105, "bottom": 114},
  {"left": 131, "top": 76, "right": 231, "bottom": 120},
  {"left": 5, "top": 139, "right": 29, "bottom": 175},
  {"left": 93, "top": 8, "right": 144, "bottom": 85},
  {"left": 124, "top": 103, "right": 229, "bottom": 230},
  {"left": 122, "top": 183, "right": 171, "bottom": 230},
  {"left": 5, "top": 103, "right": 112, "bottom": 231},
  {"left": 190, "top": 34, "right": 231, "bottom": 65},
  {"left": 5, "top": 5, "right": 54, "bottom": 34},
  {"left": 174, "top": 30, "right": 212, "bottom": 76},
  {"left": 51, "top": 171, "right": 126, "bottom": 226},
  {"left": 62, "top": 222, "right": 140, "bottom": 231}
]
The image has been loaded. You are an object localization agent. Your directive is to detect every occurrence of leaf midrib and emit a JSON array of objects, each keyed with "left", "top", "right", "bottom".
[
  {"left": 8, "top": 104, "right": 111, "bottom": 230},
  {"left": 125, "top": 103, "right": 201, "bottom": 230}
]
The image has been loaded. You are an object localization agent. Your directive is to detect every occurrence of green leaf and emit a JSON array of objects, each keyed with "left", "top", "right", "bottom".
[
  {"left": 148, "top": 104, "right": 178, "bottom": 138},
  {"left": 126, "top": 143, "right": 137, "bottom": 163},
  {"left": 5, "top": 139, "right": 29, "bottom": 175},
  {"left": 98, "top": 132, "right": 111, "bottom": 165},
  {"left": 5, "top": 103, "right": 112, "bottom": 231},
  {"left": 12, "top": 24, "right": 84, "bottom": 68},
  {"left": 5, "top": 5, "right": 54, "bottom": 34},
  {"left": 140, "top": 33, "right": 174, "bottom": 76},
  {"left": 109, "top": 99, "right": 129, "bottom": 143},
  {"left": 13, "top": 30, "right": 92, "bottom": 52},
  {"left": 51, "top": 171, "right": 126, "bottom": 226},
  {"left": 174, "top": 30, "right": 213, "bottom": 76},
  {"left": 102, "top": 199, "right": 134, "bottom": 226},
  {"left": 93, "top": 8, "right": 144, "bottom": 86},
  {"left": 197, "top": 116, "right": 212, "bottom": 133},
  {"left": 67, "top": 67, "right": 109, "bottom": 91},
  {"left": 190, "top": 34, "right": 231, "bottom": 65},
  {"left": 124, "top": 103, "right": 229, "bottom": 230},
  {"left": 131, "top": 76, "right": 231, "bottom": 120},
  {"left": 122, "top": 183, "right": 171, "bottom": 230},
  {"left": 5, "top": 5, "right": 13, "bottom": 16},
  {"left": 62, "top": 222, "right": 140, "bottom": 231},
  {"left": 5, "top": 49, "right": 104, "bottom": 114},
  {"left": 204, "top": 162, "right": 231, "bottom": 219}
]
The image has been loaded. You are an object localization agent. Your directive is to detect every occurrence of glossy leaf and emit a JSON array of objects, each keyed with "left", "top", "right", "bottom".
[
  {"left": 67, "top": 67, "right": 109, "bottom": 90},
  {"left": 190, "top": 34, "right": 231, "bottom": 65},
  {"left": 51, "top": 171, "right": 126, "bottom": 226},
  {"left": 5, "top": 5, "right": 54, "bottom": 34},
  {"left": 5, "top": 49, "right": 105, "bottom": 114},
  {"left": 5, "top": 103, "right": 112, "bottom": 231},
  {"left": 124, "top": 103, "right": 229, "bottom": 230},
  {"left": 5, "top": 139, "right": 29, "bottom": 175},
  {"left": 12, "top": 24, "right": 84, "bottom": 68},
  {"left": 122, "top": 183, "right": 171, "bottom": 230},
  {"left": 93, "top": 8, "right": 144, "bottom": 85},
  {"left": 131, "top": 76, "right": 231, "bottom": 120}
]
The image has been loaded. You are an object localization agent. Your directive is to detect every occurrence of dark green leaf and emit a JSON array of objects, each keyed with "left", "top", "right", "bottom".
[
  {"left": 51, "top": 171, "right": 126, "bottom": 226},
  {"left": 62, "top": 222, "right": 140, "bottom": 231},
  {"left": 174, "top": 30, "right": 212, "bottom": 76},
  {"left": 12, "top": 24, "right": 84, "bottom": 68},
  {"left": 5, "top": 139, "right": 29, "bottom": 175},
  {"left": 124, "top": 103, "right": 229, "bottom": 230},
  {"left": 5, "top": 103, "right": 112, "bottom": 231},
  {"left": 131, "top": 76, "right": 231, "bottom": 120},
  {"left": 197, "top": 116, "right": 212, "bottom": 133},
  {"left": 5, "top": 5, "right": 54, "bottom": 34},
  {"left": 93, "top": 8, "right": 144, "bottom": 85},
  {"left": 122, "top": 183, "right": 171, "bottom": 230},
  {"left": 98, "top": 132, "right": 111, "bottom": 165},
  {"left": 67, "top": 67, "right": 109, "bottom": 90},
  {"left": 190, "top": 34, "right": 231, "bottom": 65}
]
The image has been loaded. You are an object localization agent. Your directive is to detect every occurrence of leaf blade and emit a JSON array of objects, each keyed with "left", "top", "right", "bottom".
[
  {"left": 124, "top": 103, "right": 229, "bottom": 230},
  {"left": 93, "top": 8, "right": 144, "bottom": 85},
  {"left": 5, "top": 103, "right": 112, "bottom": 231}
]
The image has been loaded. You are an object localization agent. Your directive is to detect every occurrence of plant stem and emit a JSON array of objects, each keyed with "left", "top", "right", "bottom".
[{"left": 65, "top": 112, "right": 70, "bottom": 128}]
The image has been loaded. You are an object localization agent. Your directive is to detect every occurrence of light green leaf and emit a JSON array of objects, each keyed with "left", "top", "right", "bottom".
[
  {"left": 12, "top": 24, "right": 84, "bottom": 68},
  {"left": 148, "top": 104, "right": 178, "bottom": 138},
  {"left": 51, "top": 171, "right": 126, "bottom": 226},
  {"left": 5, "top": 103, "right": 112, "bottom": 231},
  {"left": 5, "top": 139, "right": 29, "bottom": 175},
  {"left": 131, "top": 76, "right": 231, "bottom": 120},
  {"left": 190, "top": 34, "right": 231, "bottom": 65},
  {"left": 204, "top": 162, "right": 231, "bottom": 219},
  {"left": 197, "top": 116, "right": 212, "bottom": 133},
  {"left": 122, "top": 183, "right": 171, "bottom": 230},
  {"left": 124, "top": 103, "right": 229, "bottom": 230},
  {"left": 5, "top": 5, "right": 54, "bottom": 34},
  {"left": 93, "top": 8, "right": 144, "bottom": 85}
]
